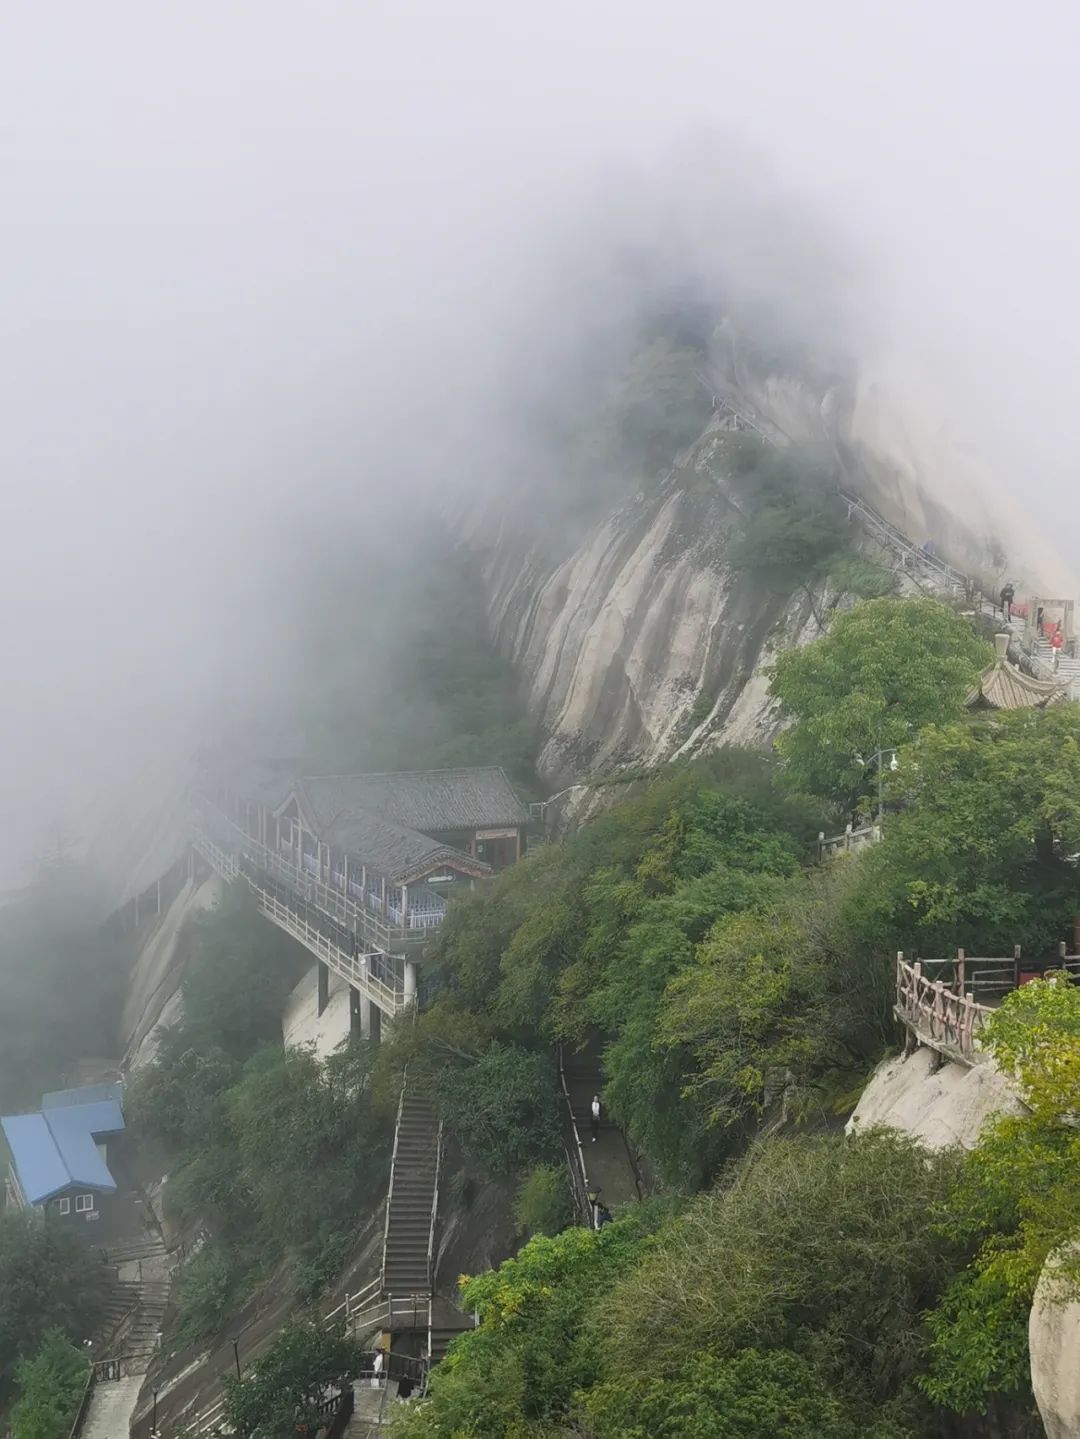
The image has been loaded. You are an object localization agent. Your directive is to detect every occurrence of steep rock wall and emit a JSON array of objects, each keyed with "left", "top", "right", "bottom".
[
  {"left": 474, "top": 356, "right": 1069, "bottom": 787},
  {"left": 480, "top": 427, "right": 822, "bottom": 783}
]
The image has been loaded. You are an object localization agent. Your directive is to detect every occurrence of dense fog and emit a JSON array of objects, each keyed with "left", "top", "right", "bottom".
[{"left": 2, "top": 0, "right": 1079, "bottom": 885}]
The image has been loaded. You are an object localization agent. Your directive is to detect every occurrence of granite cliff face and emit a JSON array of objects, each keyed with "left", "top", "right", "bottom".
[
  {"left": 481, "top": 433, "right": 821, "bottom": 783},
  {"left": 474, "top": 359, "right": 1067, "bottom": 788}
]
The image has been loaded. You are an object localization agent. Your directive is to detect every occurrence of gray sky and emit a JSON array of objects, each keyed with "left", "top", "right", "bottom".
[{"left": 2, "top": 1, "right": 1080, "bottom": 884}]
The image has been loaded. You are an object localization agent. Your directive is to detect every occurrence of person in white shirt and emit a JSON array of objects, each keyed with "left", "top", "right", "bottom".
[{"left": 590, "top": 1095, "right": 601, "bottom": 1142}]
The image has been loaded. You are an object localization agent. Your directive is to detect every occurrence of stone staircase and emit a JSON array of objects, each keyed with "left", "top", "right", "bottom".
[
  {"left": 100, "top": 1238, "right": 171, "bottom": 1361},
  {"left": 80, "top": 1373, "right": 144, "bottom": 1439},
  {"left": 382, "top": 1086, "right": 439, "bottom": 1301}
]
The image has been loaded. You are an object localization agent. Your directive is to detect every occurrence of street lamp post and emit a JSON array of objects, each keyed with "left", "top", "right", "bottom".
[
  {"left": 232, "top": 1337, "right": 242, "bottom": 1381},
  {"left": 855, "top": 748, "right": 899, "bottom": 822}
]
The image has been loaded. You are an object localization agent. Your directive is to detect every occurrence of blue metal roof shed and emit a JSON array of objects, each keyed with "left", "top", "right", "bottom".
[{"left": 1, "top": 1085, "right": 124, "bottom": 1207}]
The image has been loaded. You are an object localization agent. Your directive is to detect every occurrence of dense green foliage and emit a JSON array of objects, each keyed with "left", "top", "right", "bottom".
[
  {"left": 581, "top": 1348, "right": 864, "bottom": 1439},
  {"left": 435, "top": 1044, "right": 561, "bottom": 1175},
  {"left": 0, "top": 1213, "right": 104, "bottom": 1398},
  {"left": 849, "top": 705, "right": 1080, "bottom": 956},
  {"left": 922, "top": 978, "right": 1080, "bottom": 1413},
  {"left": 395, "top": 593, "right": 1080, "bottom": 1436},
  {"left": 8, "top": 1331, "right": 89, "bottom": 1439},
  {"left": 222, "top": 1320, "right": 361, "bottom": 1438},
  {"left": 724, "top": 441, "right": 894, "bottom": 608},
  {"left": 398, "top": 1208, "right": 668, "bottom": 1437},
  {"left": 512, "top": 1163, "right": 573, "bottom": 1238},
  {"left": 659, "top": 866, "right": 891, "bottom": 1132},
  {"left": 409, "top": 759, "right": 846, "bottom": 1186},
  {"left": 771, "top": 596, "right": 989, "bottom": 804},
  {"left": 400, "top": 1133, "right": 969, "bottom": 1438},
  {"left": 131, "top": 892, "right": 390, "bottom": 1343},
  {"left": 0, "top": 856, "right": 131, "bottom": 1110}
]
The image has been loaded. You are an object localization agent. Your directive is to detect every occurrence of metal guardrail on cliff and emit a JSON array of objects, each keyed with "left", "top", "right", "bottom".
[{"left": 557, "top": 1045, "right": 595, "bottom": 1228}]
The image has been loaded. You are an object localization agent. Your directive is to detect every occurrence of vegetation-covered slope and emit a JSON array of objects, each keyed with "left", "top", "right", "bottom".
[{"left": 391, "top": 594, "right": 1080, "bottom": 1437}]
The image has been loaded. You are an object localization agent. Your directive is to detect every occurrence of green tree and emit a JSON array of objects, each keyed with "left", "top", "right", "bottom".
[
  {"left": 921, "top": 977, "right": 1080, "bottom": 1415},
  {"left": 397, "top": 1212, "right": 665, "bottom": 1438},
  {"left": 597, "top": 1131, "right": 960, "bottom": 1426},
  {"left": 770, "top": 595, "right": 988, "bottom": 803},
  {"left": 658, "top": 867, "right": 890, "bottom": 1134},
  {"left": 513, "top": 1164, "right": 573, "bottom": 1238},
  {"left": 227, "top": 1042, "right": 388, "bottom": 1248},
  {"left": 0, "top": 1212, "right": 104, "bottom": 1391},
  {"left": 435, "top": 1044, "right": 560, "bottom": 1175},
  {"left": 845, "top": 706, "right": 1080, "bottom": 955},
  {"left": 8, "top": 1330, "right": 90, "bottom": 1439},
  {"left": 579, "top": 1348, "right": 867, "bottom": 1439},
  {"left": 223, "top": 1320, "right": 361, "bottom": 1438}
]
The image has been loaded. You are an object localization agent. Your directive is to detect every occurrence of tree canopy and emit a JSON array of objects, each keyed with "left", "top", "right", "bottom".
[
  {"left": 0, "top": 1213, "right": 104, "bottom": 1397},
  {"left": 8, "top": 1331, "right": 89, "bottom": 1439},
  {"left": 922, "top": 977, "right": 1080, "bottom": 1414},
  {"left": 770, "top": 596, "right": 989, "bottom": 804},
  {"left": 845, "top": 705, "right": 1080, "bottom": 955},
  {"left": 222, "top": 1321, "right": 361, "bottom": 1438}
]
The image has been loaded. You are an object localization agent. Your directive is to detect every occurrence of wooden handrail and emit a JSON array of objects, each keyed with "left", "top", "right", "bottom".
[{"left": 895, "top": 953, "right": 992, "bottom": 1063}]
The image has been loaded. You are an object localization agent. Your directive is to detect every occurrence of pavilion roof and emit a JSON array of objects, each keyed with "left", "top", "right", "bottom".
[{"left": 965, "top": 658, "right": 1069, "bottom": 711}]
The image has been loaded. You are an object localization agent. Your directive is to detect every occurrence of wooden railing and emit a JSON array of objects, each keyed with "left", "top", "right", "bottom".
[{"left": 895, "top": 953, "right": 991, "bottom": 1063}]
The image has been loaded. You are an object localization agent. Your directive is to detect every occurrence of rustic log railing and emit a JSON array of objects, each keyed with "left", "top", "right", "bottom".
[
  {"left": 895, "top": 947, "right": 1080, "bottom": 1064},
  {"left": 895, "top": 953, "right": 991, "bottom": 1063}
]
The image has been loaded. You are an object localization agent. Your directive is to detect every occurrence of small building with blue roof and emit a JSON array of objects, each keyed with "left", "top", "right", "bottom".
[{"left": 2, "top": 1083, "right": 126, "bottom": 1237}]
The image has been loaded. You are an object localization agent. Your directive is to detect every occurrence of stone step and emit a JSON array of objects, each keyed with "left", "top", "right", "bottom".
[{"left": 81, "top": 1374, "right": 144, "bottom": 1439}]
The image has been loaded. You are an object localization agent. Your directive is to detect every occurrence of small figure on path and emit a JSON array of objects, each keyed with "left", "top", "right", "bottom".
[
  {"left": 590, "top": 1094, "right": 601, "bottom": 1142},
  {"left": 1000, "top": 582, "right": 1015, "bottom": 620},
  {"left": 1052, "top": 627, "right": 1064, "bottom": 666},
  {"left": 371, "top": 1348, "right": 385, "bottom": 1390}
]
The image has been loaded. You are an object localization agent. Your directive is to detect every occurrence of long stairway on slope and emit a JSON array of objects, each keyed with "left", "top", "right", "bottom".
[{"left": 382, "top": 1086, "right": 440, "bottom": 1307}]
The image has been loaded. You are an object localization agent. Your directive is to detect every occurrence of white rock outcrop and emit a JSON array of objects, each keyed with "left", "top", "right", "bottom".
[
  {"left": 847, "top": 1046, "right": 1022, "bottom": 1151},
  {"left": 1030, "top": 1246, "right": 1080, "bottom": 1439}
]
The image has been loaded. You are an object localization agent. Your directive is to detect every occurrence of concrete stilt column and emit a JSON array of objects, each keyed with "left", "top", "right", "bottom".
[
  {"left": 349, "top": 987, "right": 362, "bottom": 1039},
  {"left": 317, "top": 962, "right": 330, "bottom": 1017},
  {"left": 404, "top": 961, "right": 418, "bottom": 1008},
  {"left": 368, "top": 1001, "right": 382, "bottom": 1045}
]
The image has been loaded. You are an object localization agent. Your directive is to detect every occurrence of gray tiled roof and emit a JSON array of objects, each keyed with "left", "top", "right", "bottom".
[
  {"left": 320, "top": 805, "right": 489, "bottom": 885},
  {"left": 301, "top": 767, "right": 528, "bottom": 835},
  {"left": 966, "top": 659, "right": 1068, "bottom": 711}
]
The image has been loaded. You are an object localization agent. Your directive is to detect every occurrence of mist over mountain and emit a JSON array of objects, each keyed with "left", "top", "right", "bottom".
[{"left": 3, "top": 1, "right": 1080, "bottom": 881}]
